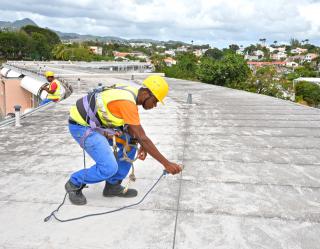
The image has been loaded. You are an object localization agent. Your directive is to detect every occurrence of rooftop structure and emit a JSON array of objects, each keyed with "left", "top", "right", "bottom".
[
  {"left": 291, "top": 48, "right": 308, "bottom": 55},
  {"left": 164, "top": 57, "right": 177, "bottom": 67},
  {"left": 293, "top": 77, "right": 320, "bottom": 86},
  {"left": 89, "top": 46, "right": 103, "bottom": 55},
  {"left": 304, "top": 53, "right": 319, "bottom": 63},
  {"left": 6, "top": 60, "right": 153, "bottom": 74},
  {"left": 1, "top": 61, "right": 320, "bottom": 248},
  {"left": 247, "top": 61, "right": 287, "bottom": 67}
]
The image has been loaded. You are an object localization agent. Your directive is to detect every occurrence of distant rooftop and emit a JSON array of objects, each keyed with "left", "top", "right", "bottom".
[
  {"left": 1, "top": 61, "right": 320, "bottom": 248},
  {"left": 294, "top": 77, "right": 320, "bottom": 84}
]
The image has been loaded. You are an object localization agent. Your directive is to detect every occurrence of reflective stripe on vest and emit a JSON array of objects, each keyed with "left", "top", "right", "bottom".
[
  {"left": 69, "top": 84, "right": 139, "bottom": 128},
  {"left": 47, "top": 80, "right": 62, "bottom": 100}
]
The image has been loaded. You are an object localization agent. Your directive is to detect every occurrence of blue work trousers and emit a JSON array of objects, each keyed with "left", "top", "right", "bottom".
[
  {"left": 39, "top": 99, "right": 53, "bottom": 106},
  {"left": 68, "top": 123, "right": 136, "bottom": 187}
]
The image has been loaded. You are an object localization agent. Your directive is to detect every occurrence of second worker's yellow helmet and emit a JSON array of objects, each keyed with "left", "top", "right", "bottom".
[
  {"left": 45, "top": 71, "right": 54, "bottom": 77},
  {"left": 143, "top": 75, "right": 169, "bottom": 104}
]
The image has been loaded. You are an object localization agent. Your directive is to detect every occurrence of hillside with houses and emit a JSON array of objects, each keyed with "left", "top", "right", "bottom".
[{"left": 1, "top": 21, "right": 320, "bottom": 108}]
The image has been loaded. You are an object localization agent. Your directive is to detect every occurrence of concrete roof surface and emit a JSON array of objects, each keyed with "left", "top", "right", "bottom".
[{"left": 1, "top": 62, "right": 320, "bottom": 249}]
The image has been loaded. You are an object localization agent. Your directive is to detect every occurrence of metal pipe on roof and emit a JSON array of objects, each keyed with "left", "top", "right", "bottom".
[
  {"left": 14, "top": 105, "right": 21, "bottom": 127},
  {"left": 187, "top": 93, "right": 192, "bottom": 104},
  {"left": 77, "top": 78, "right": 81, "bottom": 92}
]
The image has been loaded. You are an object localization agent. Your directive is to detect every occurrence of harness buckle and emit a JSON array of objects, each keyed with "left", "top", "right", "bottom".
[{"left": 112, "top": 135, "right": 118, "bottom": 159}]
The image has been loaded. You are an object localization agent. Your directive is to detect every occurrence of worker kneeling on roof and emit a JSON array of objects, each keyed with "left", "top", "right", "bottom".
[
  {"left": 40, "top": 71, "right": 63, "bottom": 105},
  {"left": 66, "top": 75, "right": 183, "bottom": 205}
]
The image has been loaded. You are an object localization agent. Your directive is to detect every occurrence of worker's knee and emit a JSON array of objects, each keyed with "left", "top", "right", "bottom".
[{"left": 97, "top": 161, "right": 118, "bottom": 179}]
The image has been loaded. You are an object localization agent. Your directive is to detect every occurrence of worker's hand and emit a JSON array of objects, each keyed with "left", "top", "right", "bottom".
[
  {"left": 104, "top": 130, "right": 122, "bottom": 139},
  {"left": 114, "top": 130, "right": 122, "bottom": 137},
  {"left": 164, "top": 162, "right": 183, "bottom": 175},
  {"left": 137, "top": 147, "right": 147, "bottom": 160}
]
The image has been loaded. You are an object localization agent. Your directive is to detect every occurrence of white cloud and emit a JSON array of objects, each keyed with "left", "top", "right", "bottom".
[
  {"left": 299, "top": 1, "right": 320, "bottom": 35},
  {"left": 1, "top": 0, "right": 320, "bottom": 47}
]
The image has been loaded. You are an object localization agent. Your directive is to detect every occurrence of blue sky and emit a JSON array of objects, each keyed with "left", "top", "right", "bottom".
[{"left": 1, "top": 0, "right": 320, "bottom": 48}]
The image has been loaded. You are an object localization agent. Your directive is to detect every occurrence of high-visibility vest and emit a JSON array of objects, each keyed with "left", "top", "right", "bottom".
[
  {"left": 47, "top": 80, "right": 62, "bottom": 100},
  {"left": 69, "top": 84, "right": 139, "bottom": 128}
]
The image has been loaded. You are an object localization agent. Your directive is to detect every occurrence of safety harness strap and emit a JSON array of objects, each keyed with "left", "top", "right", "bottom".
[
  {"left": 79, "top": 90, "right": 119, "bottom": 148},
  {"left": 82, "top": 94, "right": 101, "bottom": 128},
  {"left": 79, "top": 85, "right": 139, "bottom": 192},
  {"left": 113, "top": 85, "right": 138, "bottom": 103}
]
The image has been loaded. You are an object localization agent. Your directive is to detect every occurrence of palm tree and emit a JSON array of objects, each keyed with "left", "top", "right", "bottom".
[
  {"left": 273, "top": 40, "right": 278, "bottom": 47},
  {"left": 290, "top": 38, "right": 301, "bottom": 48},
  {"left": 52, "top": 44, "right": 66, "bottom": 60},
  {"left": 259, "top": 38, "right": 266, "bottom": 46}
]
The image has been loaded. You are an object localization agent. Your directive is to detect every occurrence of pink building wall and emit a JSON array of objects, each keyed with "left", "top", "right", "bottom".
[{"left": 0, "top": 77, "right": 33, "bottom": 116}]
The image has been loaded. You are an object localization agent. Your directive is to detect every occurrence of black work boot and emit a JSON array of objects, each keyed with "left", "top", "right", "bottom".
[
  {"left": 65, "top": 180, "right": 87, "bottom": 205},
  {"left": 103, "top": 181, "right": 138, "bottom": 198}
]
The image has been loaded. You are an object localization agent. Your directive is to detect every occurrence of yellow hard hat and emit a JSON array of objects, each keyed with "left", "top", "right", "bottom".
[
  {"left": 143, "top": 75, "right": 169, "bottom": 104},
  {"left": 45, "top": 71, "right": 54, "bottom": 77}
]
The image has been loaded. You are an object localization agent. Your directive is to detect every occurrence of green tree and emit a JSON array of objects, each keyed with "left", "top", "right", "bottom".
[
  {"left": 204, "top": 48, "right": 223, "bottom": 60},
  {"left": 197, "top": 53, "right": 250, "bottom": 86},
  {"left": 290, "top": 38, "right": 301, "bottom": 48},
  {"left": 71, "top": 46, "right": 93, "bottom": 61},
  {"left": 229, "top": 44, "right": 240, "bottom": 52},
  {"left": 303, "top": 43, "right": 319, "bottom": 53},
  {"left": 286, "top": 65, "right": 318, "bottom": 80},
  {"left": 295, "top": 81, "right": 320, "bottom": 107},
  {"left": 195, "top": 57, "right": 222, "bottom": 84},
  {"left": 259, "top": 38, "right": 266, "bottom": 46},
  {"left": 30, "top": 32, "right": 51, "bottom": 59},
  {"left": 245, "top": 66, "right": 283, "bottom": 97},
  {"left": 20, "top": 25, "right": 61, "bottom": 59},
  {"left": 150, "top": 53, "right": 166, "bottom": 72},
  {"left": 243, "top": 44, "right": 257, "bottom": 54},
  {"left": 21, "top": 25, "right": 60, "bottom": 47},
  {"left": 0, "top": 30, "right": 32, "bottom": 59},
  {"left": 52, "top": 43, "right": 93, "bottom": 61},
  {"left": 52, "top": 43, "right": 67, "bottom": 60},
  {"left": 164, "top": 52, "right": 198, "bottom": 80}
]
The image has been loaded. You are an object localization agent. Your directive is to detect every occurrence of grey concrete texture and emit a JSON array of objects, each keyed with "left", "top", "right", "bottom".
[{"left": 1, "top": 62, "right": 320, "bottom": 249}]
